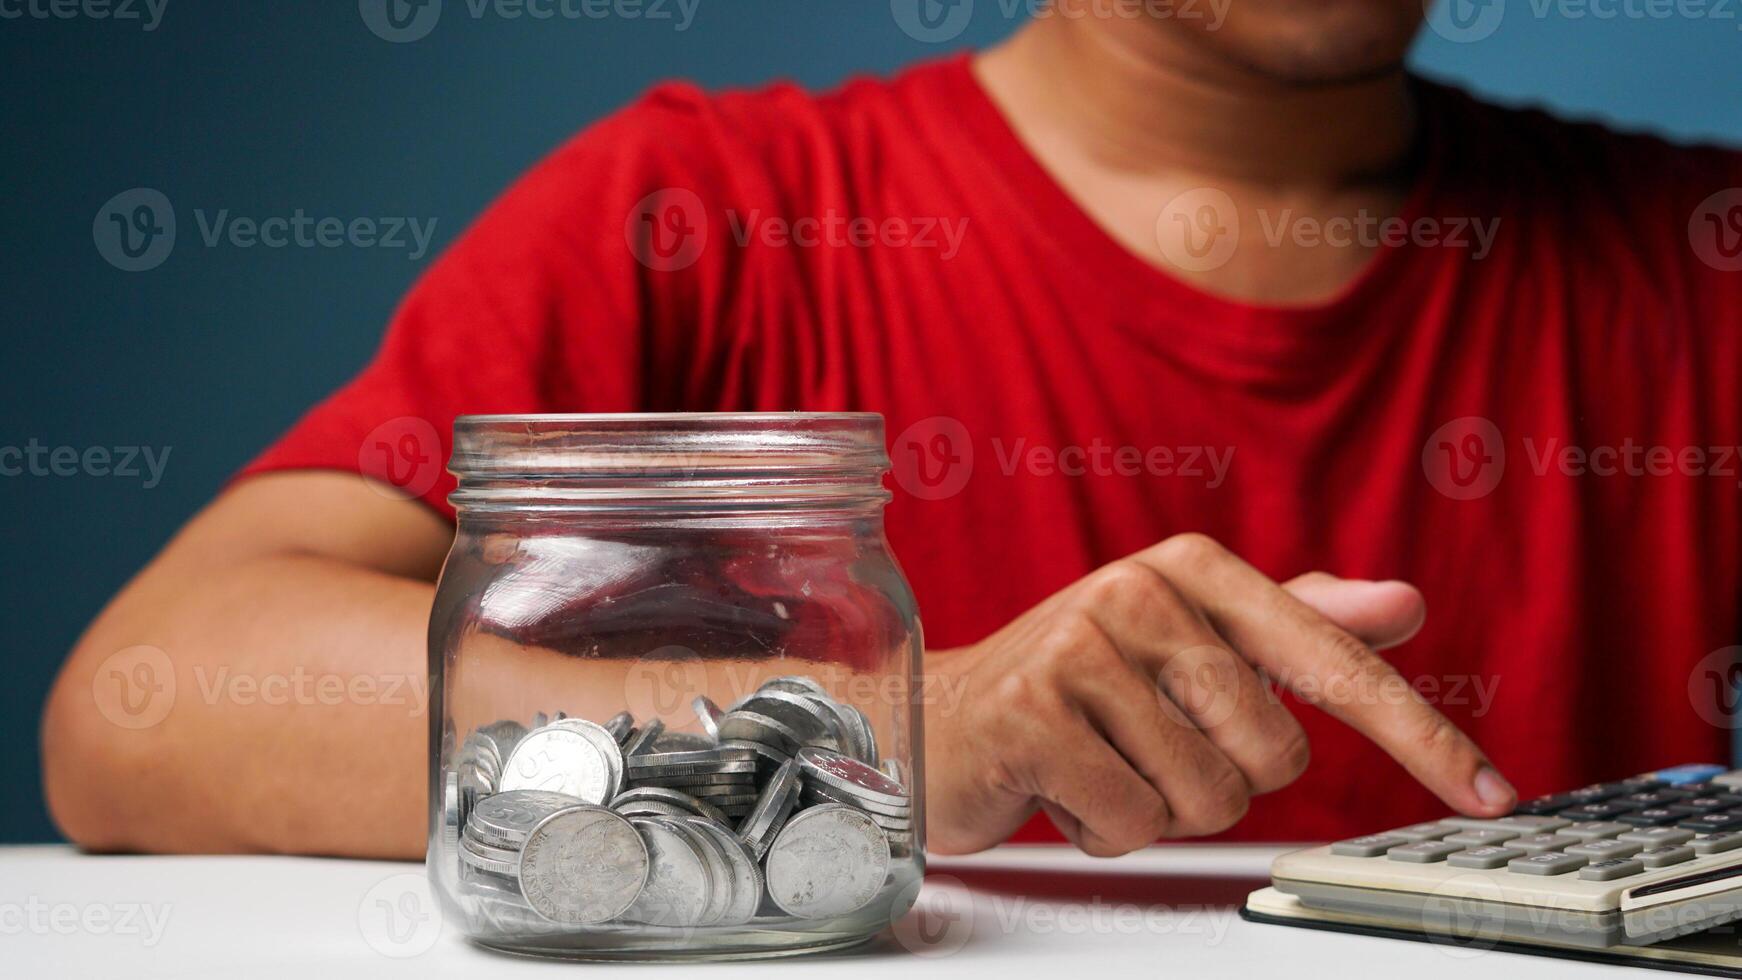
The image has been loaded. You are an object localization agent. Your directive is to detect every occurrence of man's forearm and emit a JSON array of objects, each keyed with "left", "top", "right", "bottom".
[{"left": 42, "top": 553, "right": 435, "bottom": 858}]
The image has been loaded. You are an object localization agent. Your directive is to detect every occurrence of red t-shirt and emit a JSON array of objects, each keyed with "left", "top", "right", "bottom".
[{"left": 244, "top": 55, "right": 1742, "bottom": 842}]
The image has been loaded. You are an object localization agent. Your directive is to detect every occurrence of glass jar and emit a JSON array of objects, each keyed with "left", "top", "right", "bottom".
[{"left": 426, "top": 413, "right": 925, "bottom": 960}]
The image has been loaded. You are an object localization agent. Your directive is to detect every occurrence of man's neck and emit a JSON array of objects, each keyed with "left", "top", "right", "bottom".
[
  {"left": 978, "top": 16, "right": 1420, "bottom": 187},
  {"left": 971, "top": 17, "right": 1426, "bottom": 304}
]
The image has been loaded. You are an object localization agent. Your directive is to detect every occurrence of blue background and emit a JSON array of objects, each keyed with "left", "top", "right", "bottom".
[{"left": 3, "top": 1, "right": 1739, "bottom": 843}]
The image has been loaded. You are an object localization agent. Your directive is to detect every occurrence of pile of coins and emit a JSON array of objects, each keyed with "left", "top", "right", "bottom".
[{"left": 443, "top": 675, "right": 915, "bottom": 931}]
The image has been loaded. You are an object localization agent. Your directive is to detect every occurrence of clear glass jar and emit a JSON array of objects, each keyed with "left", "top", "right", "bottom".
[{"left": 426, "top": 414, "right": 925, "bottom": 960}]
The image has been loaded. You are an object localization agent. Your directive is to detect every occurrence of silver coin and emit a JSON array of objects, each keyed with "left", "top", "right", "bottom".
[
  {"left": 518, "top": 805, "right": 649, "bottom": 925},
  {"left": 460, "top": 835, "right": 522, "bottom": 877},
  {"left": 623, "top": 718, "right": 665, "bottom": 757},
  {"left": 470, "top": 789, "right": 586, "bottom": 848},
  {"left": 500, "top": 726, "right": 613, "bottom": 802},
  {"left": 684, "top": 816, "right": 763, "bottom": 926},
  {"left": 611, "top": 787, "right": 730, "bottom": 825},
  {"left": 624, "top": 817, "right": 713, "bottom": 927},
  {"left": 614, "top": 800, "right": 697, "bottom": 819},
  {"left": 756, "top": 675, "right": 831, "bottom": 699},
  {"left": 735, "top": 692, "right": 838, "bottom": 750},
  {"left": 666, "top": 818, "right": 732, "bottom": 926},
  {"left": 844, "top": 703, "right": 880, "bottom": 767},
  {"left": 879, "top": 757, "right": 905, "bottom": 790},
  {"left": 765, "top": 804, "right": 890, "bottom": 919},
  {"left": 716, "top": 710, "right": 806, "bottom": 754},
  {"left": 604, "top": 711, "right": 635, "bottom": 743},
  {"left": 801, "top": 788, "right": 912, "bottom": 830},
  {"left": 737, "top": 757, "right": 801, "bottom": 859},
  {"left": 797, "top": 746, "right": 909, "bottom": 808},
  {"left": 717, "top": 738, "right": 791, "bottom": 771},
  {"left": 692, "top": 695, "right": 727, "bottom": 741},
  {"left": 550, "top": 719, "right": 626, "bottom": 798},
  {"left": 800, "top": 780, "right": 911, "bottom": 818},
  {"left": 651, "top": 731, "right": 716, "bottom": 753}
]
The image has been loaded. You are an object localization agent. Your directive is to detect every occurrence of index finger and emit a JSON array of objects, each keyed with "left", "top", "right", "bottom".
[{"left": 1135, "top": 535, "right": 1516, "bottom": 817}]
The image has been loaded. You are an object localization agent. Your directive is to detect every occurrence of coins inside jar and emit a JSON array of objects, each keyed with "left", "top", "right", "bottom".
[{"left": 446, "top": 674, "right": 913, "bottom": 930}]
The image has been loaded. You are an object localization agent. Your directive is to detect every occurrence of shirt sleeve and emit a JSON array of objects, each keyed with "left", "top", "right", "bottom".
[{"left": 237, "top": 84, "right": 736, "bottom": 519}]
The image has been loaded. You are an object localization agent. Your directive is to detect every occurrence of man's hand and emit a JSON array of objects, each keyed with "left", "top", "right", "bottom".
[{"left": 923, "top": 533, "right": 1515, "bottom": 856}]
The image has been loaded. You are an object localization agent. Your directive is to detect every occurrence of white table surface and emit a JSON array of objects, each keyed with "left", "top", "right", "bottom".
[{"left": 0, "top": 843, "right": 1652, "bottom": 978}]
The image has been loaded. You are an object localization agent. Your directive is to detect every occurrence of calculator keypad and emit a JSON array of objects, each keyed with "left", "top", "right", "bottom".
[{"left": 1323, "top": 765, "right": 1742, "bottom": 886}]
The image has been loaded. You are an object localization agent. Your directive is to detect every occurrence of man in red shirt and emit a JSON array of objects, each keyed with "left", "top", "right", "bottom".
[{"left": 41, "top": 4, "right": 1742, "bottom": 858}]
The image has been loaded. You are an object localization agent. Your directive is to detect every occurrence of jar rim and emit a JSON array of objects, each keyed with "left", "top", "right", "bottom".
[{"left": 449, "top": 412, "right": 892, "bottom": 513}]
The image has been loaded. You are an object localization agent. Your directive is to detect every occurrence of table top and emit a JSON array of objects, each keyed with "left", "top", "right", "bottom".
[{"left": 0, "top": 843, "right": 1649, "bottom": 977}]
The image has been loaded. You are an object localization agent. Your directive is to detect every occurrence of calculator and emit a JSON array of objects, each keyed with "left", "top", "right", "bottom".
[{"left": 1268, "top": 764, "right": 1742, "bottom": 949}]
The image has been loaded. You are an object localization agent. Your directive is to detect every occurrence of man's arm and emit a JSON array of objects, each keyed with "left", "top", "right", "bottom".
[{"left": 40, "top": 471, "right": 450, "bottom": 859}]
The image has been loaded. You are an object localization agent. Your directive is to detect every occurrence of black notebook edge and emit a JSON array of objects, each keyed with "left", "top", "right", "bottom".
[{"left": 1238, "top": 904, "right": 1742, "bottom": 978}]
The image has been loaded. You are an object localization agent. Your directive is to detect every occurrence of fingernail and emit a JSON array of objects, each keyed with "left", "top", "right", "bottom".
[{"left": 1473, "top": 765, "right": 1515, "bottom": 810}]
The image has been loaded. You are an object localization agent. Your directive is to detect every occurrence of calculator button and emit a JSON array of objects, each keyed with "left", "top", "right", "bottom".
[
  {"left": 1444, "top": 815, "right": 1569, "bottom": 833},
  {"left": 1639, "top": 845, "right": 1696, "bottom": 868},
  {"left": 1513, "top": 794, "right": 1576, "bottom": 815},
  {"left": 1653, "top": 764, "right": 1728, "bottom": 785},
  {"left": 1710, "top": 770, "right": 1742, "bottom": 790},
  {"left": 1561, "top": 803, "right": 1639, "bottom": 821},
  {"left": 1567, "top": 784, "right": 1628, "bottom": 803},
  {"left": 1620, "top": 791, "right": 1693, "bottom": 808},
  {"left": 1448, "top": 846, "right": 1526, "bottom": 869},
  {"left": 1691, "top": 831, "right": 1742, "bottom": 855},
  {"left": 1388, "top": 841, "right": 1465, "bottom": 863},
  {"left": 1565, "top": 840, "right": 1644, "bottom": 861},
  {"left": 1677, "top": 797, "right": 1742, "bottom": 813},
  {"left": 1561, "top": 821, "right": 1630, "bottom": 841},
  {"left": 1678, "top": 813, "right": 1742, "bottom": 833},
  {"left": 1384, "top": 822, "right": 1454, "bottom": 842},
  {"left": 1618, "top": 827, "right": 1695, "bottom": 847},
  {"left": 1617, "top": 808, "right": 1685, "bottom": 827},
  {"left": 1509, "top": 852, "right": 1588, "bottom": 875},
  {"left": 1444, "top": 829, "right": 1520, "bottom": 847},
  {"left": 1509, "top": 833, "right": 1577, "bottom": 854},
  {"left": 1579, "top": 858, "right": 1646, "bottom": 881},
  {"left": 1332, "top": 834, "right": 1408, "bottom": 857}
]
